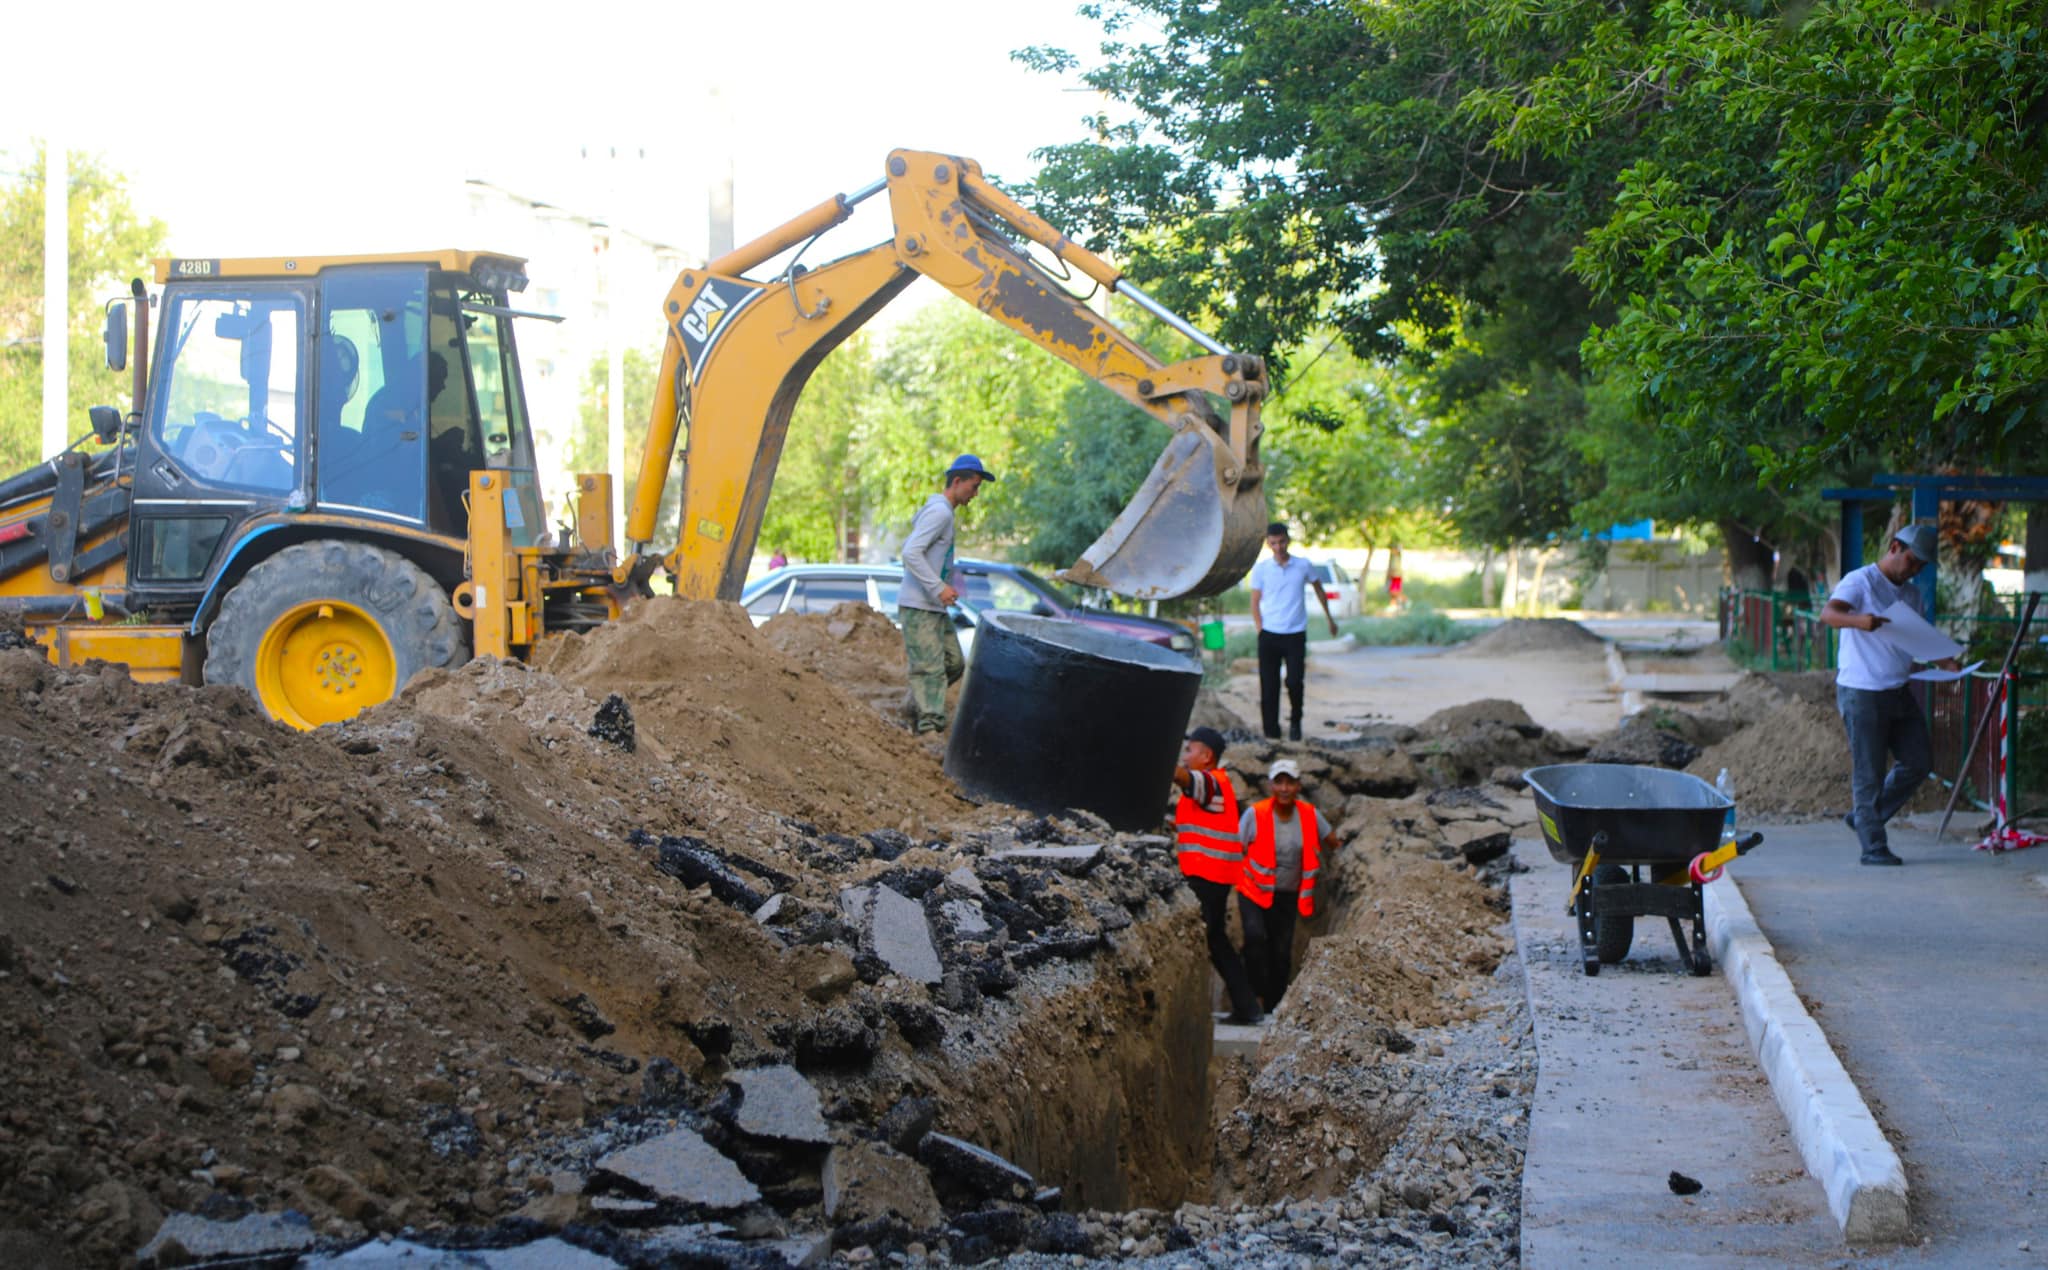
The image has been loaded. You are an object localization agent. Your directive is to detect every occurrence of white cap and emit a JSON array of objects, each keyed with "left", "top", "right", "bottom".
[{"left": 1268, "top": 758, "right": 1301, "bottom": 781}]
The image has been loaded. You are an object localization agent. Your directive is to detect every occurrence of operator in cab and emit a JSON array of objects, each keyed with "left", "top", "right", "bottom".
[{"left": 897, "top": 455, "right": 995, "bottom": 735}]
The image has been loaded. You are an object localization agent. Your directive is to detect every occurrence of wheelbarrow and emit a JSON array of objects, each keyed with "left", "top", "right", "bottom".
[{"left": 1524, "top": 763, "right": 1764, "bottom": 977}]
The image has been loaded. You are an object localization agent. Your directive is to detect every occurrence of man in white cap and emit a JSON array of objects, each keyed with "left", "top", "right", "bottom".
[
  {"left": 1235, "top": 757, "right": 1325, "bottom": 1010},
  {"left": 1819, "top": 522, "right": 1957, "bottom": 865},
  {"left": 897, "top": 454, "right": 994, "bottom": 734}
]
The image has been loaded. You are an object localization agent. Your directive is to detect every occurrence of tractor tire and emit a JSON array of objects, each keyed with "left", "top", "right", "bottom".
[
  {"left": 204, "top": 541, "right": 467, "bottom": 729},
  {"left": 1592, "top": 863, "right": 1634, "bottom": 965}
]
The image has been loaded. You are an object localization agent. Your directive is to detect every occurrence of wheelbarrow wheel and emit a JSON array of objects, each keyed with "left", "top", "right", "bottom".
[{"left": 1592, "top": 864, "right": 1633, "bottom": 965}]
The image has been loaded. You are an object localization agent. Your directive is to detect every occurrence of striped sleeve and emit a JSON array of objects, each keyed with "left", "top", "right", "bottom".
[{"left": 1188, "top": 768, "right": 1227, "bottom": 815}]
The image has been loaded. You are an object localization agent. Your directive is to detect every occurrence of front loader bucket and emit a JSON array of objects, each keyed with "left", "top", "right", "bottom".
[{"left": 1059, "top": 428, "right": 1267, "bottom": 600}]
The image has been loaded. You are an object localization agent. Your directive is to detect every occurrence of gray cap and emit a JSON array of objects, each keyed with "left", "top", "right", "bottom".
[{"left": 1893, "top": 523, "right": 1937, "bottom": 563}]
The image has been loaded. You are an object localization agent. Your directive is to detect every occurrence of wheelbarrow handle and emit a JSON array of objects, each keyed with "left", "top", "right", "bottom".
[{"left": 1733, "top": 832, "right": 1763, "bottom": 855}]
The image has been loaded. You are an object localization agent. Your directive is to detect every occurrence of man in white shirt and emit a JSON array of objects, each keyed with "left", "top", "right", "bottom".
[
  {"left": 1249, "top": 522, "right": 1338, "bottom": 741},
  {"left": 897, "top": 454, "right": 994, "bottom": 734},
  {"left": 1819, "top": 523, "right": 1956, "bottom": 865}
]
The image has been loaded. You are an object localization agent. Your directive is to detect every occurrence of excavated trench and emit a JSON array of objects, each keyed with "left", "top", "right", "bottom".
[{"left": 0, "top": 602, "right": 1545, "bottom": 1266}]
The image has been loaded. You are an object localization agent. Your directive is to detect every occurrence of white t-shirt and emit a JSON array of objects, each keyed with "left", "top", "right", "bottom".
[
  {"left": 1250, "top": 554, "right": 1319, "bottom": 634},
  {"left": 1830, "top": 563, "right": 1918, "bottom": 690}
]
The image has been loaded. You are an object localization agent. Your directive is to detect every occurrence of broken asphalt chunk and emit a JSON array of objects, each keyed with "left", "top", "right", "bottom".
[
  {"left": 919, "top": 1132, "right": 1034, "bottom": 1201},
  {"left": 643, "top": 833, "right": 769, "bottom": 911},
  {"left": 595, "top": 1126, "right": 761, "bottom": 1209},
  {"left": 728, "top": 1065, "right": 831, "bottom": 1144},
  {"left": 869, "top": 885, "right": 942, "bottom": 984},
  {"left": 989, "top": 844, "right": 1103, "bottom": 876},
  {"left": 139, "top": 1210, "right": 317, "bottom": 1265}
]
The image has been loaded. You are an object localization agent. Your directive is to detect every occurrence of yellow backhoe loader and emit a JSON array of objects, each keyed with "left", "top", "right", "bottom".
[{"left": 0, "top": 149, "right": 1267, "bottom": 729}]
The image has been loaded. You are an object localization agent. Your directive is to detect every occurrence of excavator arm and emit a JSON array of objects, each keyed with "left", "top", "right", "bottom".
[{"left": 623, "top": 148, "right": 1268, "bottom": 602}]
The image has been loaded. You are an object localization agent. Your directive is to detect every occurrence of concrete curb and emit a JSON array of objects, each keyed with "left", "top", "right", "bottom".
[
  {"left": 1705, "top": 876, "right": 1910, "bottom": 1243},
  {"left": 1601, "top": 642, "right": 1644, "bottom": 717}
]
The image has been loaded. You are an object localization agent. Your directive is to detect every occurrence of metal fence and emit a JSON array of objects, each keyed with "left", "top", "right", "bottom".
[
  {"left": 1718, "top": 588, "right": 1833, "bottom": 672},
  {"left": 1720, "top": 587, "right": 2046, "bottom": 822}
]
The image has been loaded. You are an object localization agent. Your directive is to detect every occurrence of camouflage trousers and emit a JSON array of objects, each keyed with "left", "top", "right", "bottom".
[{"left": 901, "top": 606, "right": 965, "bottom": 734}]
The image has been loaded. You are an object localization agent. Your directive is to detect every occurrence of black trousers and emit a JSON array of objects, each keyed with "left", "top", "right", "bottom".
[
  {"left": 1238, "top": 890, "right": 1300, "bottom": 1010},
  {"left": 1257, "top": 628, "right": 1307, "bottom": 738},
  {"left": 1188, "top": 876, "right": 1261, "bottom": 1019}
]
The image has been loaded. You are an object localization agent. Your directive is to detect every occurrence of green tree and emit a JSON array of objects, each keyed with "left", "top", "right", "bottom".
[
  {"left": 1539, "top": 0, "right": 2048, "bottom": 483},
  {"left": 561, "top": 345, "right": 667, "bottom": 540},
  {"left": 0, "top": 144, "right": 167, "bottom": 472},
  {"left": 1258, "top": 335, "right": 1437, "bottom": 552},
  {"left": 862, "top": 304, "right": 1055, "bottom": 540},
  {"left": 758, "top": 334, "right": 880, "bottom": 562}
]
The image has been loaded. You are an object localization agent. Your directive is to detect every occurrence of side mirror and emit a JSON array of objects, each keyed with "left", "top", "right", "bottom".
[
  {"left": 1031, "top": 601, "right": 1055, "bottom": 617},
  {"left": 88, "top": 406, "right": 122, "bottom": 443},
  {"left": 103, "top": 303, "right": 128, "bottom": 372}
]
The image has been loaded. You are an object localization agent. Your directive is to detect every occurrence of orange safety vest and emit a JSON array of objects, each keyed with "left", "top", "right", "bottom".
[
  {"left": 1238, "top": 798, "right": 1320, "bottom": 917},
  {"left": 1174, "top": 768, "right": 1243, "bottom": 885}
]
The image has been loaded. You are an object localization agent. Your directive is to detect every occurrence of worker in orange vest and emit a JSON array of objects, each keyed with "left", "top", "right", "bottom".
[
  {"left": 1173, "top": 726, "right": 1263, "bottom": 1025},
  {"left": 1237, "top": 757, "right": 1323, "bottom": 1012}
]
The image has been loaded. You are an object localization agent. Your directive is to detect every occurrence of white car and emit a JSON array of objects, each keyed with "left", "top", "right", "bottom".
[{"left": 1309, "top": 559, "right": 1361, "bottom": 619}]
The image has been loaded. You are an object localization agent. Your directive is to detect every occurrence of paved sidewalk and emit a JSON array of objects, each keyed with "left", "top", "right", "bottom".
[
  {"left": 1512, "top": 842, "right": 1841, "bottom": 1267},
  {"left": 1732, "top": 817, "right": 2048, "bottom": 1267}
]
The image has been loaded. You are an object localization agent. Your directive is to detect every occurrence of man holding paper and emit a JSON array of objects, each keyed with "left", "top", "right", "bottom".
[{"left": 1820, "top": 523, "right": 1961, "bottom": 865}]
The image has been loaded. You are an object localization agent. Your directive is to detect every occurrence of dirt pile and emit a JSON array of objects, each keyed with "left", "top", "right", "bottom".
[
  {"left": 0, "top": 616, "right": 1200, "bottom": 1266},
  {"left": 1448, "top": 618, "right": 1605, "bottom": 658},
  {"left": 1396, "top": 699, "right": 1586, "bottom": 786},
  {"left": 528, "top": 597, "right": 967, "bottom": 836},
  {"left": 758, "top": 601, "right": 916, "bottom": 725},
  {"left": 1687, "top": 698, "right": 1855, "bottom": 816}
]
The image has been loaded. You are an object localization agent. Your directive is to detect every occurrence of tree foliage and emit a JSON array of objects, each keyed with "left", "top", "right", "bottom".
[
  {"left": 1014, "top": 0, "right": 2048, "bottom": 569},
  {"left": 0, "top": 145, "right": 167, "bottom": 473},
  {"left": 1500, "top": 0, "right": 2048, "bottom": 483},
  {"left": 561, "top": 346, "right": 669, "bottom": 541}
]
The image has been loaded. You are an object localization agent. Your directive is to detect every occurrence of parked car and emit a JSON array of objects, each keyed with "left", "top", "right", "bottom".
[
  {"left": 739, "top": 563, "right": 976, "bottom": 656},
  {"left": 950, "top": 559, "right": 1200, "bottom": 660},
  {"left": 1309, "top": 558, "right": 1361, "bottom": 619}
]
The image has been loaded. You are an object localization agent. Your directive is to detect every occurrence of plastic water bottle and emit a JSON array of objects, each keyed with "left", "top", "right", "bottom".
[{"left": 1715, "top": 768, "right": 1736, "bottom": 845}]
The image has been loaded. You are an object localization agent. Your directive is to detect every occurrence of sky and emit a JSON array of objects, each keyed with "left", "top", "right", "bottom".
[{"left": 2, "top": 0, "right": 1120, "bottom": 282}]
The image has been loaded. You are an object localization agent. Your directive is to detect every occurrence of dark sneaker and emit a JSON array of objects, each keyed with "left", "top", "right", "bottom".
[
  {"left": 1860, "top": 848, "right": 1904, "bottom": 866},
  {"left": 1224, "top": 1009, "right": 1263, "bottom": 1026},
  {"left": 1288, "top": 721, "right": 1303, "bottom": 741}
]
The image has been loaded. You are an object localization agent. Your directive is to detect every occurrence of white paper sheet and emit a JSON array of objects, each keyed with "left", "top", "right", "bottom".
[
  {"left": 1876, "top": 600, "right": 1965, "bottom": 662},
  {"left": 1909, "top": 659, "right": 1984, "bottom": 683}
]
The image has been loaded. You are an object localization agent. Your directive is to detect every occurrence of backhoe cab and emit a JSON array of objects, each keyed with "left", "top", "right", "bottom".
[{"left": 0, "top": 251, "right": 616, "bottom": 729}]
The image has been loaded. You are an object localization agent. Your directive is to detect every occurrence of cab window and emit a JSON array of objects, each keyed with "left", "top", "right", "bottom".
[
  {"left": 151, "top": 290, "right": 303, "bottom": 494},
  {"left": 317, "top": 268, "right": 429, "bottom": 522}
]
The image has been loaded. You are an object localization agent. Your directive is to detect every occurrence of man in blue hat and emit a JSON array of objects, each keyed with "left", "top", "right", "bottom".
[
  {"left": 1820, "top": 522, "right": 1957, "bottom": 865},
  {"left": 897, "top": 454, "right": 995, "bottom": 734}
]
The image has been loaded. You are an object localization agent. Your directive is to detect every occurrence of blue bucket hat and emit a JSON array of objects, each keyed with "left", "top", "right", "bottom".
[{"left": 946, "top": 453, "right": 997, "bottom": 483}]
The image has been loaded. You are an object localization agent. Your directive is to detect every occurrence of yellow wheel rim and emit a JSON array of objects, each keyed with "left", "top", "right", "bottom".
[{"left": 254, "top": 600, "right": 396, "bottom": 730}]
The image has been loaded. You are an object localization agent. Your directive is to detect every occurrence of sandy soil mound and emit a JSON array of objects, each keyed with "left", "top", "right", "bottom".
[
  {"left": 529, "top": 596, "right": 967, "bottom": 836},
  {"left": 759, "top": 602, "right": 916, "bottom": 724},
  {"left": 1448, "top": 618, "right": 1605, "bottom": 658},
  {"left": 1417, "top": 699, "right": 1536, "bottom": 736},
  {"left": 1687, "top": 698, "right": 1852, "bottom": 816}
]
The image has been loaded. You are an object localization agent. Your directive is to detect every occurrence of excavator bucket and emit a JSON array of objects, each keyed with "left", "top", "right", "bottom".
[{"left": 1060, "top": 427, "right": 1268, "bottom": 600}]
